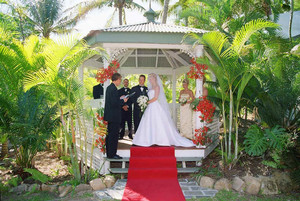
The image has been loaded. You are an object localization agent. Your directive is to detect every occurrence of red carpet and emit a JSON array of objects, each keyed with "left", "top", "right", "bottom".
[{"left": 122, "top": 147, "right": 185, "bottom": 201}]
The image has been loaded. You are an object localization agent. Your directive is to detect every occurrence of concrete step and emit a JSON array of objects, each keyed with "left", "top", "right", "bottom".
[
  {"left": 109, "top": 167, "right": 199, "bottom": 174},
  {"left": 105, "top": 157, "right": 202, "bottom": 162}
]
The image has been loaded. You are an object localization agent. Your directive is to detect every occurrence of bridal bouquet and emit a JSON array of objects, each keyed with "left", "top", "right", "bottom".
[
  {"left": 179, "top": 97, "right": 187, "bottom": 105},
  {"left": 137, "top": 95, "right": 148, "bottom": 113}
]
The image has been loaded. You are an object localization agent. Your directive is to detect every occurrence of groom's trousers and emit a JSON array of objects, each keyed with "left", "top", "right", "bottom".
[{"left": 106, "top": 122, "right": 120, "bottom": 158}]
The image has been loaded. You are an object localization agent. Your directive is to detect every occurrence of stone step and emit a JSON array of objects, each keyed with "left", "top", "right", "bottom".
[
  {"left": 109, "top": 167, "right": 199, "bottom": 174},
  {"left": 105, "top": 157, "right": 202, "bottom": 162}
]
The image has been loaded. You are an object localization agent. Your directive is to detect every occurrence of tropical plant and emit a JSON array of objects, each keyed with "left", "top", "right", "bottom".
[
  {"left": 244, "top": 125, "right": 294, "bottom": 168},
  {"left": 24, "top": 0, "right": 78, "bottom": 38},
  {"left": 23, "top": 35, "right": 101, "bottom": 183},
  {"left": 0, "top": 0, "right": 37, "bottom": 40},
  {"left": 187, "top": 19, "right": 279, "bottom": 166},
  {"left": 67, "top": 0, "right": 145, "bottom": 26},
  {"left": 24, "top": 168, "right": 51, "bottom": 183},
  {"left": 10, "top": 89, "right": 58, "bottom": 169}
]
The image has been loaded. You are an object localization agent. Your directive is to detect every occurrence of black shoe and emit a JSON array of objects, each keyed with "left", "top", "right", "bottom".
[
  {"left": 108, "top": 155, "right": 123, "bottom": 159},
  {"left": 119, "top": 137, "right": 124, "bottom": 140}
]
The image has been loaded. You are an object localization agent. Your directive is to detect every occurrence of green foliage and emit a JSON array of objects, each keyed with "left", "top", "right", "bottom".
[
  {"left": 244, "top": 125, "right": 268, "bottom": 156},
  {"left": 24, "top": 168, "right": 51, "bottom": 183},
  {"left": 244, "top": 125, "right": 290, "bottom": 156},
  {"left": 7, "top": 176, "right": 22, "bottom": 187}
]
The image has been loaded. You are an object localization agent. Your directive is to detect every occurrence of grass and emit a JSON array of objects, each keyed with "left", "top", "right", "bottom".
[
  {"left": 187, "top": 190, "right": 300, "bottom": 201},
  {"left": 3, "top": 191, "right": 56, "bottom": 201}
]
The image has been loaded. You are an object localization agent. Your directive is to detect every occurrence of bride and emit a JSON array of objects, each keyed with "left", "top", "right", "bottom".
[{"left": 133, "top": 73, "right": 195, "bottom": 147}]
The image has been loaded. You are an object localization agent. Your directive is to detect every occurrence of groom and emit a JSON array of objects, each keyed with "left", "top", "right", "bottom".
[
  {"left": 104, "top": 73, "right": 128, "bottom": 159},
  {"left": 131, "top": 75, "right": 148, "bottom": 133}
]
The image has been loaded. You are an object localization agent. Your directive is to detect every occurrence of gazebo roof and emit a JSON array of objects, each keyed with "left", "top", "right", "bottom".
[{"left": 86, "top": 22, "right": 206, "bottom": 38}]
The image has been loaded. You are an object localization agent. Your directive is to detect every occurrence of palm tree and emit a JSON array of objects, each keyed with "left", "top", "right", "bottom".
[
  {"left": 189, "top": 19, "right": 278, "bottom": 162},
  {"left": 68, "top": 0, "right": 145, "bottom": 26},
  {"left": 162, "top": 0, "right": 170, "bottom": 23},
  {"left": 23, "top": 35, "right": 101, "bottom": 182},
  {"left": 22, "top": 0, "right": 77, "bottom": 38}
]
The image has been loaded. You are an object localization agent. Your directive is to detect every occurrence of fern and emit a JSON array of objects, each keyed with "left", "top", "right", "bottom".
[{"left": 243, "top": 125, "right": 268, "bottom": 156}]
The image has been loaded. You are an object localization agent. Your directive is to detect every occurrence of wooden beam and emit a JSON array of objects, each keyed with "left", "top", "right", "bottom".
[{"left": 165, "top": 50, "right": 190, "bottom": 67}]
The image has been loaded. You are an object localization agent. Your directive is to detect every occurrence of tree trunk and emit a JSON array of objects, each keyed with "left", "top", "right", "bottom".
[
  {"left": 228, "top": 88, "right": 233, "bottom": 159},
  {"left": 289, "top": 0, "right": 294, "bottom": 41},
  {"left": 0, "top": 140, "right": 8, "bottom": 159},
  {"left": 118, "top": 6, "right": 123, "bottom": 25},
  {"left": 162, "top": 0, "right": 170, "bottom": 24}
]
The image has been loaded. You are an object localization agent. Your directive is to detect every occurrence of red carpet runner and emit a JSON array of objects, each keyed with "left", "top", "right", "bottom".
[{"left": 122, "top": 146, "right": 185, "bottom": 201}]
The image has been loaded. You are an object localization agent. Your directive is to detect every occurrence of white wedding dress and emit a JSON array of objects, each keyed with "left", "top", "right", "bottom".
[{"left": 133, "top": 75, "right": 195, "bottom": 147}]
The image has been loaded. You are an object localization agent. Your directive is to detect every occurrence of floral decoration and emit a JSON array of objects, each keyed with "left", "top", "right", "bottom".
[
  {"left": 192, "top": 126, "right": 212, "bottom": 146},
  {"left": 95, "top": 60, "right": 120, "bottom": 84},
  {"left": 187, "top": 58, "right": 208, "bottom": 79},
  {"left": 94, "top": 113, "right": 108, "bottom": 153},
  {"left": 194, "top": 96, "right": 216, "bottom": 123}
]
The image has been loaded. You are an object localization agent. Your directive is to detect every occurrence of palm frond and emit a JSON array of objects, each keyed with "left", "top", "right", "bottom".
[{"left": 223, "top": 19, "right": 278, "bottom": 58}]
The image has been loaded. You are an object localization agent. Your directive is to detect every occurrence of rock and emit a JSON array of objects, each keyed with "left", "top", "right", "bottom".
[
  {"left": 75, "top": 184, "right": 92, "bottom": 193},
  {"left": 273, "top": 171, "right": 292, "bottom": 193},
  {"left": 90, "top": 178, "right": 106, "bottom": 190},
  {"left": 232, "top": 177, "right": 245, "bottom": 192},
  {"left": 199, "top": 176, "right": 215, "bottom": 188},
  {"left": 28, "top": 184, "right": 40, "bottom": 192},
  {"left": 104, "top": 175, "right": 116, "bottom": 188},
  {"left": 10, "top": 184, "right": 29, "bottom": 194},
  {"left": 41, "top": 184, "right": 58, "bottom": 193},
  {"left": 243, "top": 175, "right": 261, "bottom": 195},
  {"left": 214, "top": 178, "right": 232, "bottom": 191},
  {"left": 260, "top": 177, "right": 278, "bottom": 195},
  {"left": 58, "top": 185, "right": 72, "bottom": 197}
]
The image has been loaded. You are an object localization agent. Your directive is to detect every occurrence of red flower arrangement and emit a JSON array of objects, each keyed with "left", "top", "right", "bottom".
[
  {"left": 187, "top": 58, "right": 208, "bottom": 79},
  {"left": 192, "top": 126, "right": 212, "bottom": 146},
  {"left": 194, "top": 96, "right": 216, "bottom": 123},
  {"left": 94, "top": 113, "right": 108, "bottom": 153},
  {"left": 95, "top": 60, "right": 120, "bottom": 84}
]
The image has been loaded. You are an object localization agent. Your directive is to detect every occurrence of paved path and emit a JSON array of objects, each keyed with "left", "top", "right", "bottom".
[{"left": 95, "top": 179, "right": 218, "bottom": 200}]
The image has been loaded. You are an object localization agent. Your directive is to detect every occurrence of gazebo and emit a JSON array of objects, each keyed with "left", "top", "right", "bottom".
[{"left": 76, "top": 8, "right": 220, "bottom": 174}]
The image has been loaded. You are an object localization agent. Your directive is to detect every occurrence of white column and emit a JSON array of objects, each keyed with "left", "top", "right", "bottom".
[
  {"left": 172, "top": 70, "right": 177, "bottom": 125},
  {"left": 103, "top": 48, "right": 111, "bottom": 101},
  {"left": 194, "top": 45, "right": 204, "bottom": 130}
]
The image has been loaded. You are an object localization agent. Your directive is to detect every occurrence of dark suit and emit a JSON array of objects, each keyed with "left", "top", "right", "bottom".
[
  {"left": 118, "top": 87, "right": 133, "bottom": 139},
  {"left": 131, "top": 85, "right": 148, "bottom": 132},
  {"left": 93, "top": 84, "right": 103, "bottom": 99},
  {"left": 104, "top": 83, "right": 124, "bottom": 158}
]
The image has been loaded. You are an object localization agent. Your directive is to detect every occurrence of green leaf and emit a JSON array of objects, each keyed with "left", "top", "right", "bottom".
[
  {"left": 24, "top": 168, "right": 51, "bottom": 183},
  {"left": 243, "top": 125, "right": 268, "bottom": 156}
]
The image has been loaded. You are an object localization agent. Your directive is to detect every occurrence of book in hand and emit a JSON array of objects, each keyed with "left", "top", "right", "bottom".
[{"left": 120, "top": 92, "right": 136, "bottom": 99}]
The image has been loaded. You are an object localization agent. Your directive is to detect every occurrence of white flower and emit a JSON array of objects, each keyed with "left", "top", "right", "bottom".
[
  {"left": 179, "top": 97, "right": 187, "bottom": 105},
  {"left": 137, "top": 95, "right": 149, "bottom": 113}
]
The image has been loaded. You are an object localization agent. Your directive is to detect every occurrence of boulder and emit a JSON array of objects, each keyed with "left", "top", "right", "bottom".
[
  {"left": 273, "top": 171, "right": 292, "bottom": 193},
  {"left": 28, "top": 184, "right": 40, "bottom": 192},
  {"left": 58, "top": 185, "right": 72, "bottom": 197},
  {"left": 10, "top": 184, "right": 29, "bottom": 194},
  {"left": 90, "top": 178, "right": 106, "bottom": 190},
  {"left": 214, "top": 178, "right": 232, "bottom": 191},
  {"left": 260, "top": 177, "right": 278, "bottom": 195},
  {"left": 41, "top": 184, "right": 58, "bottom": 193},
  {"left": 243, "top": 175, "right": 261, "bottom": 195},
  {"left": 232, "top": 177, "right": 245, "bottom": 192},
  {"left": 104, "top": 175, "right": 116, "bottom": 188},
  {"left": 75, "top": 184, "right": 92, "bottom": 193},
  {"left": 199, "top": 176, "right": 215, "bottom": 188}
]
